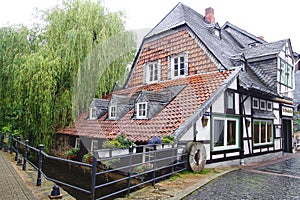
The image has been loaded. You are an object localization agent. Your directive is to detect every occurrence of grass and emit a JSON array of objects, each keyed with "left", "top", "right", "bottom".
[{"left": 169, "top": 169, "right": 213, "bottom": 181}]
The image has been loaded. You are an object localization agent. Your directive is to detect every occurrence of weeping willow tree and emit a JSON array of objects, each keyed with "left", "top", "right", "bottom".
[{"left": 0, "top": 0, "right": 136, "bottom": 150}]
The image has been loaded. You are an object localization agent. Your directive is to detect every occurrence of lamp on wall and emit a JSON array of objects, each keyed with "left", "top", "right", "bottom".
[
  {"left": 201, "top": 116, "right": 209, "bottom": 127},
  {"left": 246, "top": 119, "right": 251, "bottom": 128}
]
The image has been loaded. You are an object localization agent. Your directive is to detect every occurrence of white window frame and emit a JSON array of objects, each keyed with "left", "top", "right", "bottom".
[
  {"left": 212, "top": 116, "right": 240, "bottom": 151},
  {"left": 90, "top": 107, "right": 97, "bottom": 120},
  {"left": 170, "top": 53, "right": 188, "bottom": 79},
  {"left": 253, "top": 98, "right": 259, "bottom": 109},
  {"left": 146, "top": 61, "right": 159, "bottom": 83},
  {"left": 260, "top": 99, "right": 266, "bottom": 110},
  {"left": 109, "top": 105, "right": 117, "bottom": 119},
  {"left": 136, "top": 102, "right": 147, "bottom": 119},
  {"left": 91, "top": 140, "right": 98, "bottom": 151},
  {"left": 75, "top": 138, "right": 81, "bottom": 149},
  {"left": 253, "top": 120, "right": 273, "bottom": 146},
  {"left": 267, "top": 101, "right": 273, "bottom": 111}
]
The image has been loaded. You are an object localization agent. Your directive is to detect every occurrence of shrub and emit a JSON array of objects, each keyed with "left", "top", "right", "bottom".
[
  {"left": 162, "top": 135, "right": 175, "bottom": 144},
  {"left": 82, "top": 152, "right": 93, "bottom": 164},
  {"left": 67, "top": 148, "right": 79, "bottom": 159},
  {"left": 102, "top": 133, "right": 135, "bottom": 149}
]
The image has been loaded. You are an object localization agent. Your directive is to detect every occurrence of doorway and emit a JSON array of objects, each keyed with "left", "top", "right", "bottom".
[{"left": 282, "top": 119, "right": 292, "bottom": 153}]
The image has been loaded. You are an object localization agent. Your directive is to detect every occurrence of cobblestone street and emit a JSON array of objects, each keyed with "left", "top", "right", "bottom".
[{"left": 185, "top": 153, "right": 300, "bottom": 200}]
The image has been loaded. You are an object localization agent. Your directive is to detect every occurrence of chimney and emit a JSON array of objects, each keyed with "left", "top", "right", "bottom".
[
  {"left": 258, "top": 36, "right": 264, "bottom": 41},
  {"left": 205, "top": 7, "right": 215, "bottom": 24}
]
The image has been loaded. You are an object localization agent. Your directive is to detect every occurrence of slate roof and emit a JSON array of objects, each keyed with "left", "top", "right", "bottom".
[
  {"left": 142, "top": 2, "right": 286, "bottom": 96},
  {"left": 58, "top": 70, "right": 236, "bottom": 142}
]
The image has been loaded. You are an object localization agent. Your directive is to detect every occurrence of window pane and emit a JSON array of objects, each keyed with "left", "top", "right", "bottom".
[
  {"left": 174, "top": 58, "right": 178, "bottom": 76},
  {"left": 227, "top": 92, "right": 234, "bottom": 109},
  {"left": 267, "top": 123, "right": 272, "bottom": 142},
  {"left": 149, "top": 64, "right": 153, "bottom": 81},
  {"left": 227, "top": 120, "right": 236, "bottom": 145},
  {"left": 154, "top": 63, "right": 158, "bottom": 81},
  {"left": 261, "top": 121, "right": 266, "bottom": 143},
  {"left": 253, "top": 121, "right": 260, "bottom": 144},
  {"left": 253, "top": 99, "right": 258, "bottom": 108},
  {"left": 214, "top": 119, "right": 224, "bottom": 147},
  {"left": 180, "top": 56, "right": 185, "bottom": 75}
]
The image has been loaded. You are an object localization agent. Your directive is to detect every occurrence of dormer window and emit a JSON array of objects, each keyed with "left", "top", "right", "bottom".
[
  {"left": 169, "top": 52, "right": 188, "bottom": 79},
  {"left": 109, "top": 106, "right": 116, "bottom": 119},
  {"left": 137, "top": 102, "right": 147, "bottom": 119},
  {"left": 90, "top": 107, "right": 97, "bottom": 120}
]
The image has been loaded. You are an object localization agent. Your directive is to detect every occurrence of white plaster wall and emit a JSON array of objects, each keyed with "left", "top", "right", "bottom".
[
  {"left": 212, "top": 93, "right": 224, "bottom": 113},
  {"left": 179, "top": 125, "right": 194, "bottom": 141},
  {"left": 196, "top": 119, "right": 210, "bottom": 141},
  {"left": 243, "top": 96, "right": 251, "bottom": 115},
  {"left": 228, "top": 78, "right": 237, "bottom": 90},
  {"left": 274, "top": 138, "right": 281, "bottom": 150}
]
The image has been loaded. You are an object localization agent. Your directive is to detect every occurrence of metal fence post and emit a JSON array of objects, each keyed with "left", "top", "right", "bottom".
[
  {"left": 0, "top": 132, "right": 3, "bottom": 150},
  {"left": 9, "top": 133, "right": 13, "bottom": 154},
  {"left": 152, "top": 145, "right": 157, "bottom": 186},
  {"left": 37, "top": 144, "right": 44, "bottom": 186},
  {"left": 15, "top": 136, "right": 20, "bottom": 161},
  {"left": 22, "top": 140, "right": 29, "bottom": 171},
  {"left": 90, "top": 151, "right": 97, "bottom": 200},
  {"left": 127, "top": 147, "right": 134, "bottom": 195}
]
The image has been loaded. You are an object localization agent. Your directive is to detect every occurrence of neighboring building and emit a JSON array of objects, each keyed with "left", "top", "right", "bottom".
[
  {"left": 58, "top": 3, "right": 296, "bottom": 165},
  {"left": 294, "top": 52, "right": 300, "bottom": 132}
]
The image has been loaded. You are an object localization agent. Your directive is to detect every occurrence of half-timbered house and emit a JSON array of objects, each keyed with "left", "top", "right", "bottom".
[{"left": 58, "top": 3, "right": 296, "bottom": 166}]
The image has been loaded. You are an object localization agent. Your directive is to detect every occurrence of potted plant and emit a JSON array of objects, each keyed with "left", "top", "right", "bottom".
[
  {"left": 148, "top": 136, "right": 162, "bottom": 149},
  {"left": 100, "top": 132, "right": 136, "bottom": 157},
  {"left": 162, "top": 135, "right": 175, "bottom": 148},
  {"left": 67, "top": 147, "right": 79, "bottom": 160},
  {"left": 82, "top": 152, "right": 93, "bottom": 164}
]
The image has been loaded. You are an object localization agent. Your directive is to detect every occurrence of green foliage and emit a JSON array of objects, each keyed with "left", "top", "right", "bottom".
[
  {"left": 102, "top": 158, "right": 120, "bottom": 169},
  {"left": 67, "top": 147, "right": 79, "bottom": 159},
  {"left": 0, "top": 0, "right": 136, "bottom": 151},
  {"left": 162, "top": 135, "right": 176, "bottom": 144},
  {"left": 102, "top": 132, "right": 136, "bottom": 149},
  {"left": 82, "top": 152, "right": 93, "bottom": 164},
  {"left": 132, "top": 163, "right": 153, "bottom": 174}
]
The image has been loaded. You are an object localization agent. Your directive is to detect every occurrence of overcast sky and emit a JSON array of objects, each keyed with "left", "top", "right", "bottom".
[{"left": 0, "top": 0, "right": 299, "bottom": 52}]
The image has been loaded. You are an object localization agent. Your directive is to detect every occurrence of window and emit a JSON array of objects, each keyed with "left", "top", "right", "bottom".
[
  {"left": 137, "top": 102, "right": 147, "bottom": 119},
  {"left": 253, "top": 120, "right": 273, "bottom": 146},
  {"left": 267, "top": 101, "right": 273, "bottom": 111},
  {"left": 75, "top": 138, "right": 81, "bottom": 149},
  {"left": 226, "top": 91, "right": 235, "bottom": 113},
  {"left": 146, "top": 62, "right": 160, "bottom": 83},
  {"left": 90, "top": 108, "right": 97, "bottom": 120},
  {"left": 280, "top": 58, "right": 293, "bottom": 87},
  {"left": 213, "top": 116, "right": 239, "bottom": 150},
  {"left": 169, "top": 53, "right": 188, "bottom": 79},
  {"left": 91, "top": 140, "right": 98, "bottom": 151},
  {"left": 253, "top": 98, "right": 259, "bottom": 109},
  {"left": 260, "top": 100, "right": 266, "bottom": 110},
  {"left": 109, "top": 106, "right": 116, "bottom": 119}
]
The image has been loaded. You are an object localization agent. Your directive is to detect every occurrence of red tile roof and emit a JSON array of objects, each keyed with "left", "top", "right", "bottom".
[{"left": 58, "top": 70, "right": 233, "bottom": 142}]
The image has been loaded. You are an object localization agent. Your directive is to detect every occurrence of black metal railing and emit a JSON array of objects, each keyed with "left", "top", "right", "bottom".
[{"left": 0, "top": 132, "right": 188, "bottom": 200}]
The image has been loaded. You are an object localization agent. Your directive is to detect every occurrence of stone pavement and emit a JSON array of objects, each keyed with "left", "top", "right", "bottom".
[
  {"left": 0, "top": 150, "right": 75, "bottom": 200},
  {"left": 0, "top": 150, "right": 38, "bottom": 200}
]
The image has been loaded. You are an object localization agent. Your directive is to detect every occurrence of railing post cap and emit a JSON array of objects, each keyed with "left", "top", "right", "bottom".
[{"left": 39, "top": 144, "right": 44, "bottom": 149}]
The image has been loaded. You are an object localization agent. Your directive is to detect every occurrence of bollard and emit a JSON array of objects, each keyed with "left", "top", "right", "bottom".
[
  {"left": 49, "top": 185, "right": 62, "bottom": 199},
  {"left": 37, "top": 144, "right": 44, "bottom": 186},
  {"left": 23, "top": 140, "right": 29, "bottom": 170},
  {"left": 15, "top": 136, "right": 20, "bottom": 161}
]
